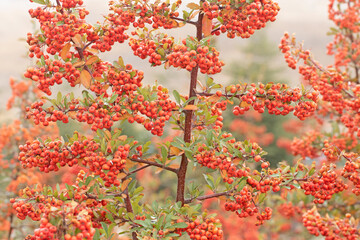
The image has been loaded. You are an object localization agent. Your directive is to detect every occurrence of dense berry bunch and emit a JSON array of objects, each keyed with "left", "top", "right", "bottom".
[
  {"left": 303, "top": 208, "right": 360, "bottom": 240},
  {"left": 301, "top": 164, "right": 348, "bottom": 204},
  {"left": 129, "top": 33, "right": 174, "bottom": 66},
  {"left": 226, "top": 82, "right": 318, "bottom": 120},
  {"left": 202, "top": 0, "right": 280, "bottom": 38},
  {"left": 108, "top": 0, "right": 182, "bottom": 30},
  {"left": 18, "top": 138, "right": 132, "bottom": 186},
  {"left": 195, "top": 133, "right": 265, "bottom": 184},
  {"left": 341, "top": 153, "right": 360, "bottom": 195},
  {"left": 182, "top": 217, "right": 224, "bottom": 240},
  {"left": 167, "top": 39, "right": 224, "bottom": 74}
]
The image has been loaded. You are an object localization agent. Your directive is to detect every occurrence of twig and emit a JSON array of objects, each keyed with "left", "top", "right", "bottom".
[
  {"left": 184, "top": 190, "right": 234, "bottom": 204},
  {"left": 130, "top": 157, "right": 178, "bottom": 174}
]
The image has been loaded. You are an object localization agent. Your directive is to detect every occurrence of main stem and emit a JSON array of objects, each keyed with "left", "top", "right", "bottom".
[{"left": 176, "top": 12, "right": 203, "bottom": 204}]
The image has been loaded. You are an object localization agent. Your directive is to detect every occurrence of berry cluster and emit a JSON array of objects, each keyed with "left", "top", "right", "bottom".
[
  {"left": 224, "top": 186, "right": 272, "bottom": 225},
  {"left": 341, "top": 153, "right": 360, "bottom": 195},
  {"left": 303, "top": 208, "right": 360, "bottom": 240},
  {"left": 25, "top": 218, "right": 58, "bottom": 240},
  {"left": 328, "top": 0, "right": 360, "bottom": 69},
  {"left": 167, "top": 38, "right": 224, "bottom": 74},
  {"left": 183, "top": 217, "right": 224, "bottom": 240},
  {"left": 129, "top": 32, "right": 174, "bottom": 66},
  {"left": 18, "top": 138, "right": 131, "bottom": 187},
  {"left": 108, "top": 0, "right": 181, "bottom": 30},
  {"left": 277, "top": 202, "right": 302, "bottom": 220},
  {"left": 227, "top": 82, "right": 318, "bottom": 120},
  {"left": 201, "top": 0, "right": 279, "bottom": 38},
  {"left": 195, "top": 132, "right": 266, "bottom": 184},
  {"left": 301, "top": 164, "right": 348, "bottom": 204}
]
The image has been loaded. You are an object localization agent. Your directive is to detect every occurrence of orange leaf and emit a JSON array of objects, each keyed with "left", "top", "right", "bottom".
[
  {"left": 125, "top": 160, "right": 136, "bottom": 171},
  {"left": 187, "top": 3, "right": 200, "bottom": 10},
  {"left": 86, "top": 56, "right": 99, "bottom": 65},
  {"left": 121, "top": 178, "right": 131, "bottom": 192},
  {"left": 202, "top": 15, "right": 212, "bottom": 37},
  {"left": 170, "top": 146, "right": 184, "bottom": 156},
  {"left": 80, "top": 70, "right": 92, "bottom": 89},
  {"left": 71, "top": 34, "right": 82, "bottom": 48},
  {"left": 104, "top": 130, "right": 111, "bottom": 140},
  {"left": 118, "top": 135, "right": 128, "bottom": 141},
  {"left": 183, "top": 105, "right": 198, "bottom": 110},
  {"left": 60, "top": 43, "right": 71, "bottom": 60},
  {"left": 189, "top": 10, "right": 200, "bottom": 20},
  {"left": 86, "top": 48, "right": 99, "bottom": 54},
  {"left": 118, "top": 112, "right": 131, "bottom": 120},
  {"left": 240, "top": 101, "right": 250, "bottom": 108},
  {"left": 68, "top": 111, "right": 77, "bottom": 119},
  {"left": 73, "top": 61, "right": 85, "bottom": 68},
  {"left": 206, "top": 94, "right": 221, "bottom": 103},
  {"left": 167, "top": 164, "right": 180, "bottom": 169},
  {"left": 117, "top": 172, "right": 127, "bottom": 179}
]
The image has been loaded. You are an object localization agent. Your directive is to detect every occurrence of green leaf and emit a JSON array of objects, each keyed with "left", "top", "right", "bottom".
[
  {"left": 93, "top": 229, "right": 100, "bottom": 240},
  {"left": 142, "top": 141, "right": 152, "bottom": 152},
  {"left": 172, "top": 222, "right": 188, "bottom": 229},
  {"left": 101, "top": 222, "right": 109, "bottom": 237},
  {"left": 258, "top": 193, "right": 266, "bottom": 203},
  {"left": 32, "top": 0, "right": 46, "bottom": 5},
  {"left": 282, "top": 165, "right": 290, "bottom": 174},
  {"left": 308, "top": 167, "right": 316, "bottom": 177},
  {"left": 173, "top": 90, "right": 181, "bottom": 104},
  {"left": 237, "top": 177, "right": 248, "bottom": 190},
  {"left": 108, "top": 94, "right": 118, "bottom": 104},
  {"left": 57, "top": 92, "right": 62, "bottom": 104},
  {"left": 161, "top": 146, "right": 168, "bottom": 161},
  {"left": 203, "top": 174, "right": 215, "bottom": 190}
]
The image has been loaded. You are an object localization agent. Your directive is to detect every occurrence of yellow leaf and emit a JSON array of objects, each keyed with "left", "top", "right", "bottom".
[
  {"left": 206, "top": 94, "right": 221, "bottom": 103},
  {"left": 121, "top": 178, "right": 131, "bottom": 192},
  {"left": 118, "top": 135, "right": 128, "bottom": 141},
  {"left": 118, "top": 112, "right": 131, "bottom": 120},
  {"left": 86, "top": 199, "right": 95, "bottom": 205},
  {"left": 117, "top": 172, "right": 127, "bottom": 179},
  {"left": 86, "top": 56, "right": 99, "bottom": 65},
  {"left": 167, "top": 164, "right": 180, "bottom": 169},
  {"left": 80, "top": 70, "right": 92, "bottom": 89},
  {"left": 60, "top": 43, "right": 71, "bottom": 60},
  {"left": 240, "top": 101, "right": 250, "bottom": 108},
  {"left": 118, "top": 56, "right": 125, "bottom": 68},
  {"left": 73, "top": 61, "right": 85, "bottom": 68},
  {"left": 72, "top": 34, "right": 83, "bottom": 48},
  {"left": 233, "top": 157, "right": 242, "bottom": 165},
  {"left": 103, "top": 84, "right": 110, "bottom": 91},
  {"left": 220, "top": 170, "right": 228, "bottom": 179},
  {"left": 155, "top": 168, "right": 164, "bottom": 174},
  {"left": 183, "top": 105, "right": 198, "bottom": 110},
  {"left": 170, "top": 146, "right": 184, "bottom": 156},
  {"left": 125, "top": 160, "right": 136, "bottom": 171},
  {"left": 68, "top": 111, "right": 77, "bottom": 120},
  {"left": 202, "top": 15, "right": 212, "bottom": 37},
  {"left": 189, "top": 10, "right": 200, "bottom": 20},
  {"left": 104, "top": 129, "right": 111, "bottom": 140},
  {"left": 218, "top": 195, "right": 227, "bottom": 201},
  {"left": 86, "top": 48, "right": 99, "bottom": 54},
  {"left": 187, "top": 3, "right": 200, "bottom": 10}
]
